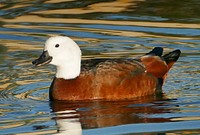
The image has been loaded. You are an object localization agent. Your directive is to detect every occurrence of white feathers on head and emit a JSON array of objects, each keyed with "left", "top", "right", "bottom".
[{"left": 44, "top": 36, "right": 82, "bottom": 79}]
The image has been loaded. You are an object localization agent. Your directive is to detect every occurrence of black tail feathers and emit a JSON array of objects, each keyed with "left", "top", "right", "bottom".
[
  {"left": 163, "top": 49, "right": 181, "bottom": 64},
  {"left": 146, "top": 47, "right": 181, "bottom": 64},
  {"left": 146, "top": 47, "right": 163, "bottom": 56}
]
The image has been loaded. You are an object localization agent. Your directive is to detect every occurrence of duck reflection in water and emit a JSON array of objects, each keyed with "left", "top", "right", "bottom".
[
  {"left": 53, "top": 110, "right": 82, "bottom": 135},
  {"left": 50, "top": 95, "right": 177, "bottom": 135}
]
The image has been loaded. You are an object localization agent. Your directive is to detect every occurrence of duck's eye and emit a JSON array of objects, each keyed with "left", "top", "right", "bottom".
[{"left": 55, "top": 44, "right": 59, "bottom": 48}]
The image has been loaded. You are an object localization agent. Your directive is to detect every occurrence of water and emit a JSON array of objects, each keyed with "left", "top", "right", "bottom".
[{"left": 0, "top": 0, "right": 200, "bottom": 134}]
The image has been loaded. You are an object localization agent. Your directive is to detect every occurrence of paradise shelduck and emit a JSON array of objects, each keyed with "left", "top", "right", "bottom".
[{"left": 32, "top": 36, "right": 181, "bottom": 101}]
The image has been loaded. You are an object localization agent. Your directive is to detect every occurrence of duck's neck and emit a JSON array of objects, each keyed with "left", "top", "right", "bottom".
[{"left": 56, "top": 60, "right": 81, "bottom": 80}]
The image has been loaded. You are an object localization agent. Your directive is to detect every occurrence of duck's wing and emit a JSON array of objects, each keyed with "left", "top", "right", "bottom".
[
  {"left": 81, "top": 58, "right": 145, "bottom": 73},
  {"left": 80, "top": 58, "right": 161, "bottom": 99}
]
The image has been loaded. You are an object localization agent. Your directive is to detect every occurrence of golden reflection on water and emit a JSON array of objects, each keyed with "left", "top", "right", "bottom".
[
  {"left": 0, "top": 121, "right": 25, "bottom": 130},
  {"left": 1, "top": 0, "right": 199, "bottom": 31},
  {"left": 2, "top": 22, "right": 198, "bottom": 46},
  {"left": 33, "top": 0, "right": 141, "bottom": 14},
  {"left": 1, "top": 41, "right": 41, "bottom": 52},
  {"left": 2, "top": 15, "right": 200, "bottom": 29},
  {"left": 15, "top": 130, "right": 56, "bottom": 135},
  {"left": 45, "top": 0, "right": 76, "bottom": 3}
]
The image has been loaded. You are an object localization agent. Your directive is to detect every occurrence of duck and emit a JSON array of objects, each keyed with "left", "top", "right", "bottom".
[{"left": 32, "top": 36, "right": 181, "bottom": 101}]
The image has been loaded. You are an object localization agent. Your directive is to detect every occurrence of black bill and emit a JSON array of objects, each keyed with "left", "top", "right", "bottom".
[{"left": 32, "top": 51, "right": 52, "bottom": 66}]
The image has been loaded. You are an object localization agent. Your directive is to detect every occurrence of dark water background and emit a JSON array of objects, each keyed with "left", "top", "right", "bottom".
[{"left": 0, "top": 0, "right": 200, "bottom": 134}]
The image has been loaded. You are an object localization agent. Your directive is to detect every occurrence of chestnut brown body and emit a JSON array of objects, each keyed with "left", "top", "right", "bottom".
[
  {"left": 49, "top": 47, "right": 180, "bottom": 101},
  {"left": 50, "top": 60, "right": 161, "bottom": 100}
]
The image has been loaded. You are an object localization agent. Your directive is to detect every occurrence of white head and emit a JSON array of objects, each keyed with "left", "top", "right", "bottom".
[{"left": 44, "top": 36, "right": 82, "bottom": 79}]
